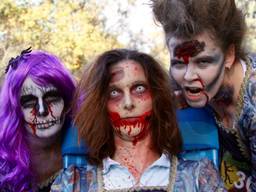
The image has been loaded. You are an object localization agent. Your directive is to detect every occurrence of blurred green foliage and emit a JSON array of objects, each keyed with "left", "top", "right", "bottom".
[
  {"left": 0, "top": 0, "right": 254, "bottom": 76},
  {"left": 0, "top": 0, "right": 121, "bottom": 75}
]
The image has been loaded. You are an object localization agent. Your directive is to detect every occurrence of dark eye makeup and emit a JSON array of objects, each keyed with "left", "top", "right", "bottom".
[
  {"left": 43, "top": 90, "right": 62, "bottom": 103},
  {"left": 20, "top": 90, "right": 62, "bottom": 108},
  {"left": 20, "top": 94, "right": 37, "bottom": 108},
  {"left": 171, "top": 59, "right": 185, "bottom": 66}
]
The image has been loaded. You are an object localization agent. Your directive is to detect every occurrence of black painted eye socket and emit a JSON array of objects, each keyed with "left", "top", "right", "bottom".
[
  {"left": 20, "top": 94, "right": 37, "bottom": 108},
  {"left": 22, "top": 100, "right": 37, "bottom": 108},
  {"left": 43, "top": 90, "right": 63, "bottom": 103},
  {"left": 171, "top": 59, "right": 185, "bottom": 66}
]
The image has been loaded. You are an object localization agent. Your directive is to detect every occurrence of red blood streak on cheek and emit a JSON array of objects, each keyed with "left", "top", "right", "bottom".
[
  {"left": 47, "top": 103, "right": 56, "bottom": 119},
  {"left": 194, "top": 78, "right": 205, "bottom": 88},
  {"left": 194, "top": 78, "right": 209, "bottom": 102},
  {"left": 30, "top": 108, "right": 37, "bottom": 135},
  {"left": 29, "top": 124, "right": 36, "bottom": 135}
]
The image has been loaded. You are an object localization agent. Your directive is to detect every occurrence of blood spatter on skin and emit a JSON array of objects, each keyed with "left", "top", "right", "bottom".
[
  {"left": 136, "top": 92, "right": 152, "bottom": 101},
  {"left": 117, "top": 150, "right": 141, "bottom": 180},
  {"left": 48, "top": 103, "right": 56, "bottom": 119},
  {"left": 174, "top": 40, "right": 205, "bottom": 64},
  {"left": 127, "top": 164, "right": 140, "bottom": 179},
  {"left": 30, "top": 108, "right": 37, "bottom": 135},
  {"left": 109, "top": 111, "right": 152, "bottom": 145},
  {"left": 194, "top": 78, "right": 209, "bottom": 103},
  {"left": 29, "top": 123, "right": 37, "bottom": 135}
]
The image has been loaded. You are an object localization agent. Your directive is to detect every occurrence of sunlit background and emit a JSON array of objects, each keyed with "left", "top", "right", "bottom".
[{"left": 0, "top": 0, "right": 255, "bottom": 79}]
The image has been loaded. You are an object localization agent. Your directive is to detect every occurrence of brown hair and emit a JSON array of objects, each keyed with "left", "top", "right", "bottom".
[
  {"left": 151, "top": 0, "right": 247, "bottom": 59},
  {"left": 74, "top": 49, "right": 182, "bottom": 165}
]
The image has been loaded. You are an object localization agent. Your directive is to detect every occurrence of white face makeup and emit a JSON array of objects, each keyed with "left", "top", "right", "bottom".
[
  {"left": 20, "top": 78, "right": 65, "bottom": 138},
  {"left": 168, "top": 31, "right": 230, "bottom": 108},
  {"left": 107, "top": 60, "right": 152, "bottom": 144}
]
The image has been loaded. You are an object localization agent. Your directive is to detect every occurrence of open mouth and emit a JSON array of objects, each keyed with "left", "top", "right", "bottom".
[
  {"left": 183, "top": 86, "right": 205, "bottom": 101},
  {"left": 185, "top": 87, "right": 203, "bottom": 95}
]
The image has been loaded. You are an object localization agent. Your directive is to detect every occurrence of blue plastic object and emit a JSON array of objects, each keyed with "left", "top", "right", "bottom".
[
  {"left": 176, "top": 107, "right": 219, "bottom": 167},
  {"left": 62, "top": 120, "right": 88, "bottom": 168}
]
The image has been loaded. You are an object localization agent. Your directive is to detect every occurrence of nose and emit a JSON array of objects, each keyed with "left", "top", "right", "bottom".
[
  {"left": 36, "top": 99, "right": 49, "bottom": 116},
  {"left": 123, "top": 92, "right": 135, "bottom": 111},
  {"left": 184, "top": 64, "right": 198, "bottom": 81}
]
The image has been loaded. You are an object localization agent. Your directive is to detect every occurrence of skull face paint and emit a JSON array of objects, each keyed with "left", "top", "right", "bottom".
[
  {"left": 168, "top": 31, "right": 227, "bottom": 108},
  {"left": 20, "top": 78, "right": 65, "bottom": 138},
  {"left": 107, "top": 60, "right": 152, "bottom": 144}
]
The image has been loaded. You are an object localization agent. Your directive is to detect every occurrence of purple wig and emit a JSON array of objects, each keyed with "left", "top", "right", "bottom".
[{"left": 0, "top": 50, "right": 76, "bottom": 191}]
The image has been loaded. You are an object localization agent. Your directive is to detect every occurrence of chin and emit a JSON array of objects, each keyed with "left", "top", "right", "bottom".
[
  {"left": 186, "top": 99, "right": 208, "bottom": 108},
  {"left": 35, "top": 126, "right": 62, "bottom": 138}
]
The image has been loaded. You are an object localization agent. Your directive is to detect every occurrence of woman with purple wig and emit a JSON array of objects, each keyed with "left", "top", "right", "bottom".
[{"left": 0, "top": 48, "right": 76, "bottom": 192}]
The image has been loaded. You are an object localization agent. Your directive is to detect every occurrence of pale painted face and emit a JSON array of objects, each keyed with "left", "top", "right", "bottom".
[
  {"left": 107, "top": 60, "right": 152, "bottom": 144},
  {"left": 168, "top": 31, "right": 229, "bottom": 108},
  {"left": 20, "top": 78, "right": 65, "bottom": 138}
]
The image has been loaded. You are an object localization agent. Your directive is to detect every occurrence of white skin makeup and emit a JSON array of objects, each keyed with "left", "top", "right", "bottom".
[
  {"left": 20, "top": 78, "right": 65, "bottom": 138},
  {"left": 168, "top": 31, "right": 233, "bottom": 108},
  {"left": 107, "top": 60, "right": 152, "bottom": 144}
]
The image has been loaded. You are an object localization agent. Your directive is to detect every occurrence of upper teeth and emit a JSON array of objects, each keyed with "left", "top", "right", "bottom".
[{"left": 36, "top": 119, "right": 61, "bottom": 129}]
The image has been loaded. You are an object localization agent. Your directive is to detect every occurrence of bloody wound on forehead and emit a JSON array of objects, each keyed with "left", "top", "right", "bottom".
[{"left": 174, "top": 40, "right": 205, "bottom": 64}]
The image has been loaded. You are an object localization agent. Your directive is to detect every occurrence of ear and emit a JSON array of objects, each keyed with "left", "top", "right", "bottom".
[{"left": 224, "top": 44, "right": 235, "bottom": 69}]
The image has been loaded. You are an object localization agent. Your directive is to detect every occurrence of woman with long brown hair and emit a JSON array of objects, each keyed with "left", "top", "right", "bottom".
[{"left": 51, "top": 49, "right": 225, "bottom": 191}]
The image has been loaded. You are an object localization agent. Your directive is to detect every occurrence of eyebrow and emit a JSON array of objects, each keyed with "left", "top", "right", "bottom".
[
  {"left": 131, "top": 80, "right": 148, "bottom": 86},
  {"left": 108, "top": 80, "right": 148, "bottom": 89},
  {"left": 193, "top": 54, "right": 222, "bottom": 63}
]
